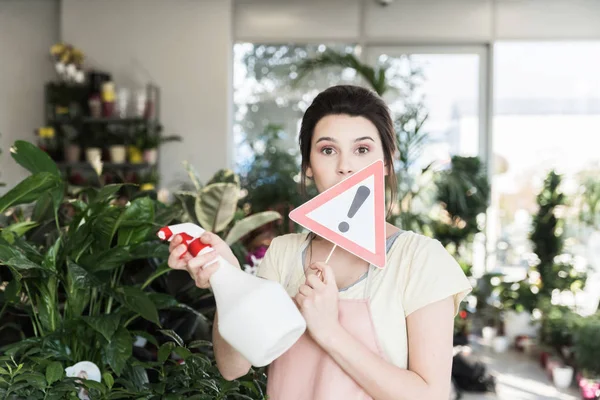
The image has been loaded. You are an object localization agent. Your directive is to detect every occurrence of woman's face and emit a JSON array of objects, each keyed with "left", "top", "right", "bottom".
[{"left": 306, "top": 114, "right": 386, "bottom": 193}]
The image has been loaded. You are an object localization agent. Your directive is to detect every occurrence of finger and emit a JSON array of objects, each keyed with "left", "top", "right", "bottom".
[
  {"left": 168, "top": 234, "right": 182, "bottom": 252},
  {"left": 311, "top": 262, "right": 336, "bottom": 287},
  {"left": 168, "top": 244, "right": 190, "bottom": 270},
  {"left": 305, "top": 274, "right": 325, "bottom": 290},
  {"left": 200, "top": 231, "right": 218, "bottom": 245},
  {"left": 298, "top": 284, "right": 313, "bottom": 297},
  {"left": 187, "top": 249, "right": 218, "bottom": 269},
  {"left": 294, "top": 293, "right": 307, "bottom": 308},
  {"left": 189, "top": 258, "right": 220, "bottom": 285}
]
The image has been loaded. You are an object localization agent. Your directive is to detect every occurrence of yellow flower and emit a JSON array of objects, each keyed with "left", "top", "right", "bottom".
[
  {"left": 140, "top": 183, "right": 155, "bottom": 191},
  {"left": 39, "top": 127, "right": 55, "bottom": 139}
]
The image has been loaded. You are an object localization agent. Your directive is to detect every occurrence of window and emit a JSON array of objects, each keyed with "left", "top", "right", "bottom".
[
  {"left": 491, "top": 42, "right": 600, "bottom": 314},
  {"left": 233, "top": 43, "right": 357, "bottom": 172}
]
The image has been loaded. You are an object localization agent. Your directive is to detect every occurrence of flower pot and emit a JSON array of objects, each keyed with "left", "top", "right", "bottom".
[
  {"left": 144, "top": 148, "right": 158, "bottom": 165},
  {"left": 492, "top": 336, "right": 509, "bottom": 353},
  {"left": 482, "top": 326, "right": 497, "bottom": 344},
  {"left": 65, "top": 144, "right": 81, "bottom": 163},
  {"left": 553, "top": 365, "right": 574, "bottom": 389},
  {"left": 109, "top": 145, "right": 126, "bottom": 163},
  {"left": 128, "top": 146, "right": 143, "bottom": 164},
  {"left": 85, "top": 147, "right": 102, "bottom": 163}
]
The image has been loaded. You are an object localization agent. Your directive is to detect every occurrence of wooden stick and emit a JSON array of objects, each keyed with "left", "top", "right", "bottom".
[{"left": 325, "top": 244, "right": 337, "bottom": 264}]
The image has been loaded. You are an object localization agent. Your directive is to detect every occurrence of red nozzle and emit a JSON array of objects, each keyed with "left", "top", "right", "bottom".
[
  {"left": 178, "top": 232, "right": 194, "bottom": 243},
  {"left": 188, "top": 238, "right": 212, "bottom": 257},
  {"left": 157, "top": 226, "right": 173, "bottom": 240}
]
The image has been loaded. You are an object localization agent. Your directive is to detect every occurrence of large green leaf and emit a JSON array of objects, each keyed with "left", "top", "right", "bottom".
[
  {"left": 42, "top": 237, "right": 62, "bottom": 272},
  {"left": 35, "top": 277, "right": 60, "bottom": 332},
  {"left": 0, "top": 221, "right": 39, "bottom": 240},
  {"left": 67, "top": 260, "right": 102, "bottom": 289},
  {"left": 0, "top": 172, "right": 61, "bottom": 214},
  {"left": 95, "top": 184, "right": 129, "bottom": 203},
  {"left": 225, "top": 211, "right": 282, "bottom": 245},
  {"left": 45, "top": 361, "right": 63, "bottom": 385},
  {"left": 0, "top": 243, "right": 45, "bottom": 271},
  {"left": 81, "top": 247, "right": 131, "bottom": 272},
  {"left": 83, "top": 314, "right": 121, "bottom": 342},
  {"left": 195, "top": 183, "right": 239, "bottom": 233},
  {"left": 174, "top": 190, "right": 198, "bottom": 223},
  {"left": 104, "top": 328, "right": 132, "bottom": 376},
  {"left": 10, "top": 140, "right": 60, "bottom": 176},
  {"left": 32, "top": 192, "right": 54, "bottom": 222},
  {"left": 117, "top": 197, "right": 155, "bottom": 246},
  {"left": 113, "top": 286, "right": 159, "bottom": 325},
  {"left": 183, "top": 160, "right": 203, "bottom": 191},
  {"left": 129, "top": 241, "right": 169, "bottom": 259}
]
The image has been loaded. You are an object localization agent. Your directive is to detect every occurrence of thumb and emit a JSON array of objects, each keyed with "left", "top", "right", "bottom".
[{"left": 312, "top": 262, "right": 336, "bottom": 287}]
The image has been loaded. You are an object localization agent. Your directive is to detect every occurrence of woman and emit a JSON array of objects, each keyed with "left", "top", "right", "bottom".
[{"left": 167, "top": 85, "right": 472, "bottom": 399}]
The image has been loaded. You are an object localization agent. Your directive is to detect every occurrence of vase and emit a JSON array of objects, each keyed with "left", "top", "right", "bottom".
[
  {"left": 85, "top": 147, "right": 102, "bottom": 163},
  {"left": 553, "top": 365, "right": 574, "bottom": 389},
  {"left": 65, "top": 144, "right": 81, "bottom": 163},
  {"left": 144, "top": 148, "right": 158, "bottom": 165},
  {"left": 109, "top": 145, "right": 126, "bottom": 163}
]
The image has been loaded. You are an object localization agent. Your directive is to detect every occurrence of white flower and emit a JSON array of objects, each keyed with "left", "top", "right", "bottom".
[
  {"left": 65, "top": 361, "right": 101, "bottom": 400},
  {"left": 75, "top": 70, "right": 85, "bottom": 83},
  {"left": 55, "top": 62, "right": 66, "bottom": 75},
  {"left": 66, "top": 64, "right": 77, "bottom": 78},
  {"left": 89, "top": 153, "right": 103, "bottom": 177}
]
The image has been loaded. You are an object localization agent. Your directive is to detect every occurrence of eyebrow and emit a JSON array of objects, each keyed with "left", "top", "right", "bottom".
[{"left": 315, "top": 136, "right": 375, "bottom": 143}]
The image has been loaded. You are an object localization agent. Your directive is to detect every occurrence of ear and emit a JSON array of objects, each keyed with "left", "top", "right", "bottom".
[
  {"left": 383, "top": 161, "right": 390, "bottom": 177},
  {"left": 306, "top": 165, "right": 314, "bottom": 179}
]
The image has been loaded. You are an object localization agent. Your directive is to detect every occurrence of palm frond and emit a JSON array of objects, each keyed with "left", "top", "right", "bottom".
[{"left": 294, "top": 50, "right": 391, "bottom": 96}]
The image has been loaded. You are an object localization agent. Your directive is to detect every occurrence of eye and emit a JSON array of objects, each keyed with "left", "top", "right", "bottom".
[
  {"left": 356, "top": 146, "right": 370, "bottom": 154},
  {"left": 320, "top": 147, "right": 335, "bottom": 155}
]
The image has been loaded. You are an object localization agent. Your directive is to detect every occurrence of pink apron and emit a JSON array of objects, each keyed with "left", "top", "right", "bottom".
[{"left": 266, "top": 235, "right": 398, "bottom": 399}]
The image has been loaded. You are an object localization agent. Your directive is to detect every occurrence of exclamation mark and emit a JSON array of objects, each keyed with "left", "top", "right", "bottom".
[{"left": 338, "top": 185, "right": 370, "bottom": 233}]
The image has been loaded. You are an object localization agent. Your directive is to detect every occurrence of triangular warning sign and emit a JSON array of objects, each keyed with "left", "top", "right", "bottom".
[{"left": 289, "top": 159, "right": 387, "bottom": 268}]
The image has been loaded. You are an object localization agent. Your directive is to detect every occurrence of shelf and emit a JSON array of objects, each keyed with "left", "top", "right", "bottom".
[
  {"left": 57, "top": 162, "right": 154, "bottom": 170},
  {"left": 82, "top": 117, "right": 152, "bottom": 124},
  {"left": 47, "top": 116, "right": 153, "bottom": 125}
]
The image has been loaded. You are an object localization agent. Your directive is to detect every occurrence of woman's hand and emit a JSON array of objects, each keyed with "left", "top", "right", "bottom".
[
  {"left": 167, "top": 231, "right": 240, "bottom": 289},
  {"left": 294, "top": 262, "right": 341, "bottom": 347}
]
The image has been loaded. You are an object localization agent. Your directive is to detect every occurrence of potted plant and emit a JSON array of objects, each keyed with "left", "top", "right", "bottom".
[
  {"left": 106, "top": 129, "right": 127, "bottom": 164},
  {"left": 0, "top": 141, "right": 270, "bottom": 398},
  {"left": 61, "top": 123, "right": 81, "bottom": 163},
  {"left": 84, "top": 126, "right": 103, "bottom": 163},
  {"left": 140, "top": 124, "right": 181, "bottom": 165},
  {"left": 574, "top": 317, "right": 600, "bottom": 399}
]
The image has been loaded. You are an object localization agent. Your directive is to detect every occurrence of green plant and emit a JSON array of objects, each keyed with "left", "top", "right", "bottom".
[
  {"left": 574, "top": 316, "right": 600, "bottom": 378},
  {"left": 174, "top": 162, "right": 282, "bottom": 261},
  {"left": 433, "top": 156, "right": 490, "bottom": 262},
  {"left": 135, "top": 123, "right": 181, "bottom": 150},
  {"left": 539, "top": 305, "right": 584, "bottom": 352},
  {"left": 530, "top": 170, "right": 587, "bottom": 303},
  {"left": 0, "top": 141, "right": 267, "bottom": 398},
  {"left": 294, "top": 49, "right": 393, "bottom": 96},
  {"left": 239, "top": 124, "right": 311, "bottom": 234}
]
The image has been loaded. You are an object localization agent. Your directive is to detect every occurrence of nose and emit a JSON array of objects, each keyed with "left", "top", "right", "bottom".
[{"left": 337, "top": 156, "right": 353, "bottom": 176}]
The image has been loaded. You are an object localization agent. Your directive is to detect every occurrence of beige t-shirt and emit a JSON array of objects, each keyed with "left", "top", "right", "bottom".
[{"left": 256, "top": 230, "right": 472, "bottom": 369}]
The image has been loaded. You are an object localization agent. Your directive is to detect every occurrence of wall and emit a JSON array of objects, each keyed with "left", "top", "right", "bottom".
[
  {"left": 0, "top": 0, "right": 60, "bottom": 193},
  {"left": 234, "top": 0, "right": 600, "bottom": 42},
  {"left": 60, "top": 0, "right": 233, "bottom": 190}
]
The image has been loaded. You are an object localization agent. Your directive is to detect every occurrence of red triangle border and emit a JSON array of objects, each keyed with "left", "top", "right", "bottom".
[{"left": 289, "top": 159, "right": 387, "bottom": 268}]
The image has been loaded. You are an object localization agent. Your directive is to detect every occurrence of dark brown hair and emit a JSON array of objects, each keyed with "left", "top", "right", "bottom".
[{"left": 298, "top": 85, "right": 398, "bottom": 216}]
